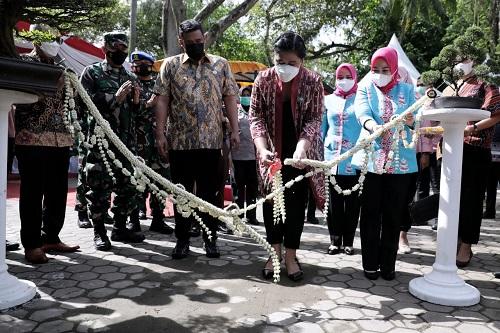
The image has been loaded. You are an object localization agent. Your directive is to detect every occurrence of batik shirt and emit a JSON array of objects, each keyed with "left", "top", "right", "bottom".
[
  {"left": 154, "top": 53, "right": 239, "bottom": 150},
  {"left": 15, "top": 54, "right": 73, "bottom": 147},
  {"left": 321, "top": 93, "right": 361, "bottom": 175},
  {"left": 80, "top": 60, "right": 137, "bottom": 150}
]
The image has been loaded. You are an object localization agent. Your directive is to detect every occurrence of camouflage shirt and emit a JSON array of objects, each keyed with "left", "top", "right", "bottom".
[
  {"left": 135, "top": 77, "right": 156, "bottom": 159},
  {"left": 80, "top": 60, "right": 137, "bottom": 150}
]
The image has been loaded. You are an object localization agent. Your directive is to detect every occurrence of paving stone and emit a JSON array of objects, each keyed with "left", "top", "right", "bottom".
[
  {"left": 29, "top": 308, "right": 66, "bottom": 322},
  {"left": 0, "top": 318, "right": 37, "bottom": 332},
  {"left": 421, "top": 312, "right": 459, "bottom": 327},
  {"left": 51, "top": 287, "right": 85, "bottom": 299},
  {"left": 87, "top": 287, "right": 116, "bottom": 298},
  {"left": 117, "top": 287, "right": 146, "bottom": 298},
  {"left": 92, "top": 266, "right": 118, "bottom": 274},
  {"left": 321, "top": 321, "right": 359, "bottom": 333},
  {"left": 266, "top": 312, "right": 297, "bottom": 326},
  {"left": 423, "top": 327, "right": 463, "bottom": 333},
  {"left": 261, "top": 326, "right": 286, "bottom": 333},
  {"left": 99, "top": 272, "right": 126, "bottom": 281},
  {"left": 34, "top": 319, "right": 74, "bottom": 333},
  {"left": 358, "top": 319, "right": 395, "bottom": 332},
  {"left": 109, "top": 280, "right": 134, "bottom": 289},
  {"left": 72, "top": 272, "right": 99, "bottom": 281},
  {"left": 456, "top": 323, "right": 496, "bottom": 333},
  {"left": 329, "top": 307, "right": 364, "bottom": 320},
  {"left": 288, "top": 322, "right": 325, "bottom": 333},
  {"left": 208, "top": 259, "right": 229, "bottom": 267},
  {"left": 78, "top": 279, "right": 107, "bottom": 290},
  {"left": 66, "top": 265, "right": 93, "bottom": 273},
  {"left": 310, "top": 300, "right": 337, "bottom": 311}
]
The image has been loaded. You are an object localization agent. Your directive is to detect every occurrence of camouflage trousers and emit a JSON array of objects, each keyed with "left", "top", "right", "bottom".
[{"left": 85, "top": 147, "right": 140, "bottom": 234}]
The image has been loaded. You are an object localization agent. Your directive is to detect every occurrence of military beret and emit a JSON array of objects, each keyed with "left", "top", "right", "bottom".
[
  {"left": 104, "top": 32, "right": 129, "bottom": 47},
  {"left": 130, "top": 50, "right": 155, "bottom": 63}
]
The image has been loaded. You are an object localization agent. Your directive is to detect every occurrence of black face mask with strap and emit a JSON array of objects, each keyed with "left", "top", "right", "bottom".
[{"left": 185, "top": 42, "right": 205, "bottom": 61}]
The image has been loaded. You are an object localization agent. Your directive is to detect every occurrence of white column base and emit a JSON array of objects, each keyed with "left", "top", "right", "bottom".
[
  {"left": 0, "top": 272, "right": 37, "bottom": 310},
  {"left": 410, "top": 272, "right": 480, "bottom": 307},
  {"left": 408, "top": 107, "right": 488, "bottom": 307},
  {"left": 0, "top": 89, "right": 39, "bottom": 310}
]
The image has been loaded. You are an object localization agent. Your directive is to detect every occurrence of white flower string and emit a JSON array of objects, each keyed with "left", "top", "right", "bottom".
[{"left": 64, "top": 70, "right": 429, "bottom": 283}]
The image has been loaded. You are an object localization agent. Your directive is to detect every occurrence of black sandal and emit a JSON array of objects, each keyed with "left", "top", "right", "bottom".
[{"left": 286, "top": 257, "right": 304, "bottom": 282}]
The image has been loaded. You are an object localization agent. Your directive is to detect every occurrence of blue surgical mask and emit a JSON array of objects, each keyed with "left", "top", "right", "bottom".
[{"left": 240, "top": 96, "right": 251, "bottom": 107}]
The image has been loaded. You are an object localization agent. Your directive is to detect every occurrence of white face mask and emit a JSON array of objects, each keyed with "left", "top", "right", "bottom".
[
  {"left": 275, "top": 64, "right": 300, "bottom": 83},
  {"left": 336, "top": 79, "right": 355, "bottom": 92},
  {"left": 454, "top": 62, "right": 473, "bottom": 77},
  {"left": 40, "top": 41, "right": 60, "bottom": 58},
  {"left": 371, "top": 72, "right": 393, "bottom": 88}
]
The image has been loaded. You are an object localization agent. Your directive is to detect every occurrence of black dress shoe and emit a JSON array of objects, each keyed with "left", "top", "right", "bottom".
[
  {"left": 111, "top": 228, "right": 145, "bottom": 243},
  {"left": 205, "top": 240, "right": 220, "bottom": 258},
  {"left": 494, "top": 272, "right": 500, "bottom": 279},
  {"left": 364, "top": 270, "right": 380, "bottom": 280},
  {"left": 483, "top": 211, "right": 495, "bottom": 219},
  {"left": 139, "top": 210, "right": 147, "bottom": 220},
  {"left": 286, "top": 258, "right": 304, "bottom": 282},
  {"left": 172, "top": 240, "right": 190, "bottom": 259},
  {"left": 6, "top": 240, "right": 20, "bottom": 251},
  {"left": 456, "top": 250, "right": 473, "bottom": 268},
  {"left": 344, "top": 246, "right": 355, "bottom": 255},
  {"left": 94, "top": 233, "right": 112, "bottom": 251},
  {"left": 381, "top": 270, "right": 395, "bottom": 281},
  {"left": 188, "top": 225, "right": 201, "bottom": 238},
  {"left": 127, "top": 216, "right": 142, "bottom": 232},
  {"left": 103, "top": 214, "right": 114, "bottom": 225},
  {"left": 77, "top": 211, "right": 93, "bottom": 228},
  {"left": 327, "top": 244, "right": 341, "bottom": 255},
  {"left": 149, "top": 217, "right": 174, "bottom": 234},
  {"left": 247, "top": 218, "right": 259, "bottom": 225},
  {"left": 306, "top": 217, "right": 320, "bottom": 224}
]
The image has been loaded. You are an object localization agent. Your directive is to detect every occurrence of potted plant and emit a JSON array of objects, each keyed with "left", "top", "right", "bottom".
[{"left": 420, "top": 26, "right": 499, "bottom": 109}]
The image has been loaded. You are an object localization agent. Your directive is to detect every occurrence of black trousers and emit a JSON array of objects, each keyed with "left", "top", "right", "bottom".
[
  {"left": 327, "top": 175, "right": 360, "bottom": 247},
  {"left": 263, "top": 165, "right": 307, "bottom": 249},
  {"left": 306, "top": 186, "right": 317, "bottom": 220},
  {"left": 16, "top": 145, "right": 70, "bottom": 250},
  {"left": 484, "top": 161, "right": 500, "bottom": 214},
  {"left": 169, "top": 149, "right": 223, "bottom": 242},
  {"left": 232, "top": 159, "right": 258, "bottom": 220},
  {"left": 359, "top": 172, "right": 416, "bottom": 273},
  {"left": 416, "top": 152, "right": 441, "bottom": 200},
  {"left": 7, "top": 137, "right": 15, "bottom": 174},
  {"left": 400, "top": 172, "right": 418, "bottom": 232},
  {"left": 459, "top": 144, "right": 491, "bottom": 244}
]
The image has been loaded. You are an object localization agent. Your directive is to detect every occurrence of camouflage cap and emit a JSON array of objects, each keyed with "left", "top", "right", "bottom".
[{"left": 104, "top": 31, "right": 129, "bottom": 48}]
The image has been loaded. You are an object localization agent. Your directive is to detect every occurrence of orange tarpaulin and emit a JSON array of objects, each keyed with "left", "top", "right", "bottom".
[{"left": 153, "top": 59, "right": 267, "bottom": 85}]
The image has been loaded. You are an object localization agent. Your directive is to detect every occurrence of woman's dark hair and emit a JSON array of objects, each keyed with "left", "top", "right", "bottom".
[
  {"left": 178, "top": 19, "right": 204, "bottom": 37},
  {"left": 273, "top": 31, "right": 307, "bottom": 59}
]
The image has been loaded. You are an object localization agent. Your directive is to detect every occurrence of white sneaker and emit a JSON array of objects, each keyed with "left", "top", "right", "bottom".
[{"left": 399, "top": 243, "right": 411, "bottom": 254}]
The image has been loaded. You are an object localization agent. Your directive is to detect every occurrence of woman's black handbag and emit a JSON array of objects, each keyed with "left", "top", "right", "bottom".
[{"left": 409, "top": 194, "right": 439, "bottom": 226}]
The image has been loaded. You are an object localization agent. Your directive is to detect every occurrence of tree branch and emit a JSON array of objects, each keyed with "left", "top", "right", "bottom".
[
  {"left": 204, "top": 0, "right": 258, "bottom": 48},
  {"left": 306, "top": 42, "right": 365, "bottom": 60},
  {"left": 193, "top": 0, "right": 226, "bottom": 24}
]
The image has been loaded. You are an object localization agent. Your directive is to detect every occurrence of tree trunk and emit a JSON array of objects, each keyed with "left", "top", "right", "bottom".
[
  {"left": 129, "top": 0, "right": 138, "bottom": 51},
  {"left": 204, "top": 0, "right": 258, "bottom": 48},
  {"left": 160, "top": 0, "right": 170, "bottom": 56},
  {"left": 490, "top": 0, "right": 499, "bottom": 52},
  {"left": 0, "top": 0, "right": 26, "bottom": 58},
  {"left": 165, "top": 0, "right": 186, "bottom": 56}
]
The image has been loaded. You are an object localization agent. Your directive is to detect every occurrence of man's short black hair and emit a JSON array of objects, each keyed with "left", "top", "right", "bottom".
[
  {"left": 178, "top": 19, "right": 204, "bottom": 37},
  {"left": 273, "top": 31, "right": 307, "bottom": 59}
]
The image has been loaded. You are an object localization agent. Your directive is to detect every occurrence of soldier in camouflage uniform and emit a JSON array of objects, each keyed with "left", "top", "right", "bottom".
[
  {"left": 74, "top": 113, "right": 113, "bottom": 229},
  {"left": 127, "top": 50, "right": 174, "bottom": 234},
  {"left": 80, "top": 32, "right": 145, "bottom": 251}
]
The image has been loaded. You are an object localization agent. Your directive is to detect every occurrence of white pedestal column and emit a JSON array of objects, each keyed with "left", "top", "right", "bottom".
[
  {"left": 409, "top": 108, "right": 489, "bottom": 306},
  {"left": 0, "top": 89, "right": 38, "bottom": 310}
]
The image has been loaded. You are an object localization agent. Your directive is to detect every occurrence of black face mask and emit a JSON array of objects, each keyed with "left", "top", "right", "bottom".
[
  {"left": 134, "top": 64, "right": 152, "bottom": 77},
  {"left": 185, "top": 42, "right": 205, "bottom": 61},
  {"left": 107, "top": 50, "right": 128, "bottom": 65}
]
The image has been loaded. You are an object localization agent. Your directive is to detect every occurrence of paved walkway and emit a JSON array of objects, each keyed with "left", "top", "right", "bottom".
[{"left": 1, "top": 196, "right": 499, "bottom": 332}]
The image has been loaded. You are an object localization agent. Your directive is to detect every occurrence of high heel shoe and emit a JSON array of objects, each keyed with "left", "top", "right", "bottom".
[
  {"left": 286, "top": 257, "right": 304, "bottom": 282},
  {"left": 262, "top": 257, "right": 280, "bottom": 280}
]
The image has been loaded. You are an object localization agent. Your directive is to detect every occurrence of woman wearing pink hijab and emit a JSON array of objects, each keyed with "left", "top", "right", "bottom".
[
  {"left": 350, "top": 47, "right": 417, "bottom": 280},
  {"left": 321, "top": 63, "right": 361, "bottom": 255}
]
